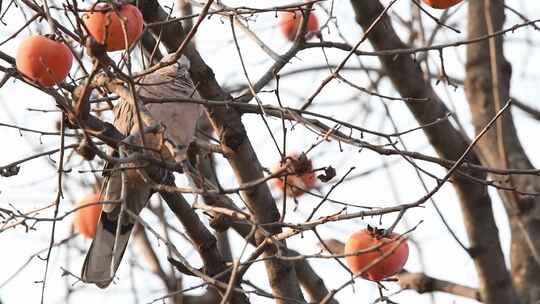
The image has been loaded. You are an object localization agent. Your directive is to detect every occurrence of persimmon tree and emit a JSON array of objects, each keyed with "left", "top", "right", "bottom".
[{"left": 0, "top": 0, "right": 539, "bottom": 303}]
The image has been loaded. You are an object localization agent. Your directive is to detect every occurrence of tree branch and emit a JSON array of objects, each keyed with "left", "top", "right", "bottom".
[{"left": 397, "top": 271, "right": 482, "bottom": 302}]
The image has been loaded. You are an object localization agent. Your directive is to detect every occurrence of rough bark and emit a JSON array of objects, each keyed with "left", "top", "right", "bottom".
[
  {"left": 201, "top": 192, "right": 338, "bottom": 304},
  {"left": 349, "top": 1, "right": 518, "bottom": 303},
  {"left": 159, "top": 187, "right": 240, "bottom": 299},
  {"left": 194, "top": 119, "right": 234, "bottom": 264},
  {"left": 464, "top": 0, "right": 540, "bottom": 302}
]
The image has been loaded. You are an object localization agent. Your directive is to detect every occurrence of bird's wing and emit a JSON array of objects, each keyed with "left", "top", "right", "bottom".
[
  {"left": 81, "top": 99, "right": 156, "bottom": 288},
  {"left": 137, "top": 54, "right": 202, "bottom": 146}
]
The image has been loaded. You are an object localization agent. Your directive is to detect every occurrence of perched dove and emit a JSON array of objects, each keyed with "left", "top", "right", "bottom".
[{"left": 81, "top": 54, "right": 202, "bottom": 288}]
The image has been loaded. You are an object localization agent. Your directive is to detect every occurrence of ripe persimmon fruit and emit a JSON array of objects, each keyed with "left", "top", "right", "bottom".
[
  {"left": 73, "top": 193, "right": 102, "bottom": 239},
  {"left": 279, "top": 10, "right": 319, "bottom": 41},
  {"left": 82, "top": 2, "right": 144, "bottom": 52},
  {"left": 344, "top": 226, "right": 409, "bottom": 281},
  {"left": 421, "top": 0, "right": 463, "bottom": 9},
  {"left": 16, "top": 35, "right": 73, "bottom": 87},
  {"left": 272, "top": 153, "right": 317, "bottom": 197}
]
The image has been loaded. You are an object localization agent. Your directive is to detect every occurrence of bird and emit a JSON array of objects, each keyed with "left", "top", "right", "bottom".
[{"left": 81, "top": 54, "right": 202, "bottom": 288}]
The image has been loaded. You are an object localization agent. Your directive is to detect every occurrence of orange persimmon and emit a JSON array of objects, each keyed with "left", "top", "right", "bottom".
[
  {"left": 344, "top": 227, "right": 409, "bottom": 281},
  {"left": 73, "top": 193, "right": 102, "bottom": 239},
  {"left": 421, "top": 0, "right": 463, "bottom": 9},
  {"left": 279, "top": 10, "right": 319, "bottom": 41},
  {"left": 16, "top": 35, "right": 73, "bottom": 87},
  {"left": 82, "top": 2, "right": 144, "bottom": 51},
  {"left": 272, "top": 153, "right": 317, "bottom": 197}
]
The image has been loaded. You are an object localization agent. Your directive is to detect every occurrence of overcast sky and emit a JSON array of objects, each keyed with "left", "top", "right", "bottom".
[{"left": 1, "top": 1, "right": 540, "bottom": 303}]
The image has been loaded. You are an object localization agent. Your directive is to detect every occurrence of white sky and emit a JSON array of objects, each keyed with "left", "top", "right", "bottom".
[{"left": 1, "top": 0, "right": 539, "bottom": 303}]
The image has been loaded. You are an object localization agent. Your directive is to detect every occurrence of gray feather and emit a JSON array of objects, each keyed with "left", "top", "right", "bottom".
[{"left": 137, "top": 55, "right": 202, "bottom": 146}]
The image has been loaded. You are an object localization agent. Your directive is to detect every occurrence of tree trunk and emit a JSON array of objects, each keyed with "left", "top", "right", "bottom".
[{"left": 464, "top": 0, "right": 540, "bottom": 302}]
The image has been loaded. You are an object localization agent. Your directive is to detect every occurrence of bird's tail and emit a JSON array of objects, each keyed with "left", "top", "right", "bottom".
[{"left": 81, "top": 168, "right": 151, "bottom": 288}]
